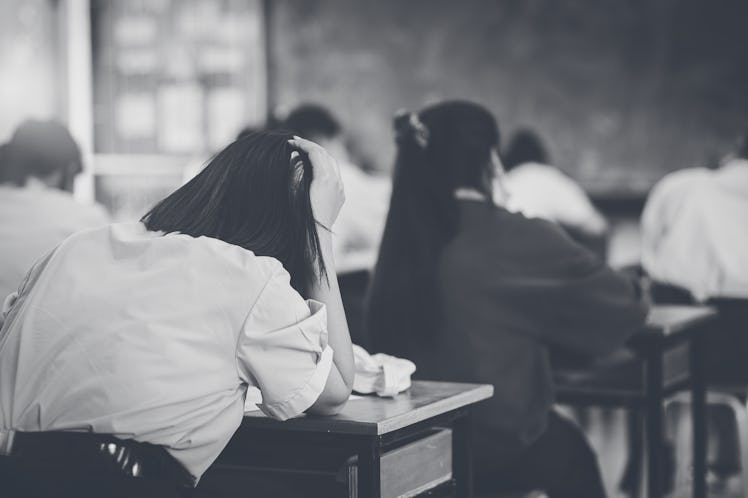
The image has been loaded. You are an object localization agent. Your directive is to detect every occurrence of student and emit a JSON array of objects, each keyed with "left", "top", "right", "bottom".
[
  {"left": 367, "top": 101, "right": 647, "bottom": 498},
  {"left": 283, "top": 104, "right": 391, "bottom": 274},
  {"left": 502, "top": 128, "right": 608, "bottom": 257},
  {"left": 641, "top": 134, "right": 748, "bottom": 489},
  {"left": 0, "top": 132, "right": 354, "bottom": 497},
  {"left": 641, "top": 133, "right": 748, "bottom": 302},
  {"left": 0, "top": 120, "right": 109, "bottom": 301}
]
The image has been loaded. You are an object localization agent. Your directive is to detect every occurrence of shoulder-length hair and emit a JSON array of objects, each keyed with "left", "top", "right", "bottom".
[
  {"left": 367, "top": 101, "right": 499, "bottom": 349},
  {"left": 142, "top": 130, "right": 325, "bottom": 295}
]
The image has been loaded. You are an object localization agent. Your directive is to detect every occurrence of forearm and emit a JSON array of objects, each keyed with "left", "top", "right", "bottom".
[{"left": 307, "top": 229, "right": 355, "bottom": 392}]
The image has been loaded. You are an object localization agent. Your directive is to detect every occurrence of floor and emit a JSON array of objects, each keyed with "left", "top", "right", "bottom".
[{"left": 560, "top": 405, "right": 745, "bottom": 498}]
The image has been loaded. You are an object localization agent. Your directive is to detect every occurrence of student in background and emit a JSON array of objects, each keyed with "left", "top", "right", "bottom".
[
  {"left": 641, "top": 133, "right": 748, "bottom": 490},
  {"left": 0, "top": 120, "right": 109, "bottom": 301},
  {"left": 641, "top": 132, "right": 748, "bottom": 302},
  {"left": 502, "top": 128, "right": 608, "bottom": 258},
  {"left": 282, "top": 104, "right": 391, "bottom": 274},
  {"left": 367, "top": 101, "right": 647, "bottom": 498},
  {"left": 0, "top": 132, "right": 354, "bottom": 497}
]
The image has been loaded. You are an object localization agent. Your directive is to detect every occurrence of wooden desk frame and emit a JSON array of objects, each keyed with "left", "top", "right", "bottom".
[
  {"left": 218, "top": 408, "right": 471, "bottom": 498},
  {"left": 211, "top": 382, "right": 492, "bottom": 498},
  {"left": 556, "top": 309, "right": 715, "bottom": 498}
]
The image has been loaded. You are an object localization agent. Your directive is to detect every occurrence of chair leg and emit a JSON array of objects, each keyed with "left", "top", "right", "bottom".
[
  {"left": 706, "top": 392, "right": 748, "bottom": 498},
  {"left": 665, "top": 390, "right": 748, "bottom": 498}
]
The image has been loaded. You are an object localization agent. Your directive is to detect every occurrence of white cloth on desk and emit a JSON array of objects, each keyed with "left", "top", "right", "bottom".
[
  {"left": 0, "top": 181, "right": 109, "bottom": 301},
  {"left": 352, "top": 344, "right": 416, "bottom": 397},
  {"left": 333, "top": 162, "right": 391, "bottom": 273},
  {"left": 0, "top": 222, "right": 332, "bottom": 481},
  {"left": 641, "top": 160, "right": 748, "bottom": 301},
  {"left": 501, "top": 162, "right": 607, "bottom": 236}
]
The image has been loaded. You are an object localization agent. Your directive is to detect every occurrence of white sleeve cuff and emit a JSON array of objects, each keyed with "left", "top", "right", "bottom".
[{"left": 258, "top": 344, "right": 334, "bottom": 421}]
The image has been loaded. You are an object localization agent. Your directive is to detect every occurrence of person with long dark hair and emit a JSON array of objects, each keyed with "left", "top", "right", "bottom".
[
  {"left": 367, "top": 101, "right": 647, "bottom": 497},
  {"left": 0, "top": 131, "right": 354, "bottom": 497}
]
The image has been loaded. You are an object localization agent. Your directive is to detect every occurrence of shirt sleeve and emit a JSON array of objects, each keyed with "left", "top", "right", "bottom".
[
  {"left": 495, "top": 218, "right": 648, "bottom": 357},
  {"left": 236, "top": 266, "right": 333, "bottom": 420}
]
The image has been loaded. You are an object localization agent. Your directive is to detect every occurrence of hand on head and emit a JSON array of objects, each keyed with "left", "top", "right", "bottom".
[{"left": 288, "top": 136, "right": 345, "bottom": 229}]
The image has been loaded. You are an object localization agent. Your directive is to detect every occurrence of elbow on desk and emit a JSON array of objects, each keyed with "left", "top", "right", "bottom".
[{"left": 306, "top": 394, "right": 349, "bottom": 416}]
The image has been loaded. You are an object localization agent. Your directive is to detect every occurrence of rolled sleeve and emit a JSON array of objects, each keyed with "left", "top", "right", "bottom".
[
  {"left": 236, "top": 268, "right": 334, "bottom": 421},
  {"left": 259, "top": 343, "right": 333, "bottom": 420}
]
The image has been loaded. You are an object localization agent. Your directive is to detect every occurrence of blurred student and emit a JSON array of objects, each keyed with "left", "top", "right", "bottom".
[
  {"left": 0, "top": 132, "right": 354, "bottom": 497},
  {"left": 641, "top": 133, "right": 748, "bottom": 302},
  {"left": 502, "top": 129, "right": 608, "bottom": 257},
  {"left": 641, "top": 135, "right": 748, "bottom": 489},
  {"left": 0, "top": 120, "right": 109, "bottom": 301},
  {"left": 367, "top": 101, "right": 647, "bottom": 498},
  {"left": 283, "top": 104, "right": 391, "bottom": 273}
]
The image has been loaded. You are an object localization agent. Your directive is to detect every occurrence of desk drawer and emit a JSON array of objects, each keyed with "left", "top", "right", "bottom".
[{"left": 343, "top": 428, "right": 453, "bottom": 498}]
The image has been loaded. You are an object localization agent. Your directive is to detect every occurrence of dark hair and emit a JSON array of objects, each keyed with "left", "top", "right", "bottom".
[
  {"left": 367, "top": 101, "right": 499, "bottom": 347},
  {"left": 141, "top": 130, "right": 325, "bottom": 295},
  {"left": 502, "top": 128, "right": 549, "bottom": 171},
  {"left": 283, "top": 104, "right": 341, "bottom": 141},
  {"left": 5, "top": 120, "right": 82, "bottom": 188},
  {"left": 236, "top": 126, "right": 261, "bottom": 141}
]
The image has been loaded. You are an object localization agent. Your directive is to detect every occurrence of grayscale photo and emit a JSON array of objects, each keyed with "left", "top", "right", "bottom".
[{"left": 0, "top": 1, "right": 746, "bottom": 497}]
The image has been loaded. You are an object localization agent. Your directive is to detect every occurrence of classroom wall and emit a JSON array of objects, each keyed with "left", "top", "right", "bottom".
[{"left": 267, "top": 0, "right": 748, "bottom": 194}]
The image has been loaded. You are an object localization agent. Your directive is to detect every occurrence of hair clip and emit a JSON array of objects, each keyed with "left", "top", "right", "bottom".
[{"left": 409, "top": 113, "right": 430, "bottom": 149}]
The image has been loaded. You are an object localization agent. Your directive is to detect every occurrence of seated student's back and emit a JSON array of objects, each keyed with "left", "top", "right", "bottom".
[
  {"left": 642, "top": 140, "right": 748, "bottom": 301},
  {"left": 0, "top": 131, "right": 354, "bottom": 497},
  {"left": 368, "top": 101, "right": 646, "bottom": 498},
  {"left": 0, "top": 120, "right": 109, "bottom": 301}
]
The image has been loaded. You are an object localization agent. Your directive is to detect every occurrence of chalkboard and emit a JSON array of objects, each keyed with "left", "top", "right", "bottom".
[{"left": 267, "top": 0, "right": 748, "bottom": 195}]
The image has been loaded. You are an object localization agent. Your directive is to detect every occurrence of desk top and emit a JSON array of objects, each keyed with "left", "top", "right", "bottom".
[
  {"left": 624, "top": 304, "right": 717, "bottom": 351},
  {"left": 242, "top": 381, "right": 493, "bottom": 436},
  {"left": 644, "top": 305, "right": 717, "bottom": 335}
]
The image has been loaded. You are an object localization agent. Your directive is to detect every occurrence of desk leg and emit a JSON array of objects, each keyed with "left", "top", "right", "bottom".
[
  {"left": 453, "top": 411, "right": 474, "bottom": 498},
  {"left": 357, "top": 438, "right": 381, "bottom": 498},
  {"left": 690, "top": 333, "right": 707, "bottom": 498},
  {"left": 645, "top": 349, "right": 664, "bottom": 498}
]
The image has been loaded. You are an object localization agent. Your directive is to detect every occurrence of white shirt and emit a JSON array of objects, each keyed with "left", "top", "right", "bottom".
[
  {"left": 0, "top": 222, "right": 333, "bottom": 482},
  {"left": 641, "top": 160, "right": 748, "bottom": 301},
  {"left": 333, "top": 162, "right": 391, "bottom": 273},
  {"left": 502, "top": 163, "right": 607, "bottom": 236},
  {"left": 0, "top": 180, "right": 110, "bottom": 301}
]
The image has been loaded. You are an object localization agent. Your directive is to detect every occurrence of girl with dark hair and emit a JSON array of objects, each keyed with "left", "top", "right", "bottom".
[
  {"left": 0, "top": 131, "right": 354, "bottom": 497},
  {"left": 367, "top": 101, "right": 647, "bottom": 497}
]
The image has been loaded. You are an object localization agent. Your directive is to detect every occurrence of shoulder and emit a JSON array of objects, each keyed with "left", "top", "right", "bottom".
[
  {"left": 458, "top": 202, "right": 588, "bottom": 263},
  {"left": 649, "top": 167, "right": 711, "bottom": 201}
]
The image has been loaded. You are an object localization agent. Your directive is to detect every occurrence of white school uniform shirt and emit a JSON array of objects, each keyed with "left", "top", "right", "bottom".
[
  {"left": 0, "top": 222, "right": 333, "bottom": 482},
  {"left": 332, "top": 161, "right": 391, "bottom": 273},
  {"left": 0, "top": 179, "right": 110, "bottom": 301},
  {"left": 502, "top": 162, "right": 608, "bottom": 236},
  {"left": 641, "top": 160, "right": 748, "bottom": 301}
]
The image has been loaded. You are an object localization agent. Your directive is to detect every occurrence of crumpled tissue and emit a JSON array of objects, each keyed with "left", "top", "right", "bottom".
[{"left": 352, "top": 344, "right": 416, "bottom": 397}]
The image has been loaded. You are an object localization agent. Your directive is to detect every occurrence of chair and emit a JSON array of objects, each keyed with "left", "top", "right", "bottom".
[{"left": 663, "top": 297, "right": 748, "bottom": 497}]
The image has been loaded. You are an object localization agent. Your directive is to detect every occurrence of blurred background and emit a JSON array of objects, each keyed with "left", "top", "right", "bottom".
[{"left": 1, "top": 0, "right": 747, "bottom": 267}]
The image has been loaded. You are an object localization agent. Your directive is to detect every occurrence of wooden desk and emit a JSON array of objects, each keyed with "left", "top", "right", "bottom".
[
  {"left": 208, "top": 381, "right": 492, "bottom": 498},
  {"left": 555, "top": 305, "right": 717, "bottom": 498}
]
